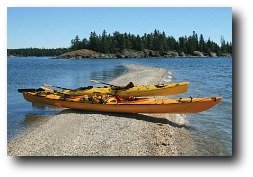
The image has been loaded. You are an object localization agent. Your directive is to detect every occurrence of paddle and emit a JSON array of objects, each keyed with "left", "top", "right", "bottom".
[
  {"left": 43, "top": 84, "right": 74, "bottom": 91},
  {"left": 90, "top": 80, "right": 135, "bottom": 92},
  {"left": 18, "top": 88, "right": 45, "bottom": 93},
  {"left": 90, "top": 80, "right": 117, "bottom": 87}
]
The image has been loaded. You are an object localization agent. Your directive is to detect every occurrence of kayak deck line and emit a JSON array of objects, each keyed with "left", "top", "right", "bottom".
[{"left": 39, "top": 81, "right": 189, "bottom": 97}]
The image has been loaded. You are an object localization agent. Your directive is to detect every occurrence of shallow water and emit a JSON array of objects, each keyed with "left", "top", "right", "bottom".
[
  {"left": 125, "top": 57, "right": 232, "bottom": 156},
  {"left": 7, "top": 57, "right": 232, "bottom": 156},
  {"left": 7, "top": 57, "right": 128, "bottom": 140}
]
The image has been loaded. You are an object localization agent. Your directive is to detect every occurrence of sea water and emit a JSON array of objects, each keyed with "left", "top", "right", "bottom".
[
  {"left": 7, "top": 57, "right": 232, "bottom": 156},
  {"left": 127, "top": 57, "right": 232, "bottom": 156}
]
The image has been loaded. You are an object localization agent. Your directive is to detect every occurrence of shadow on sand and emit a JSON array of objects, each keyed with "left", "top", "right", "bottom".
[{"left": 56, "top": 108, "right": 194, "bottom": 130}]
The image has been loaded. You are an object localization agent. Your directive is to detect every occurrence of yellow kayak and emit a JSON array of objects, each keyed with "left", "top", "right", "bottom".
[
  {"left": 42, "top": 82, "right": 189, "bottom": 97},
  {"left": 22, "top": 91, "right": 221, "bottom": 114}
]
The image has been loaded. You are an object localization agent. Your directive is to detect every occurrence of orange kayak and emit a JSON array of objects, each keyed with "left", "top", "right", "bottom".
[{"left": 22, "top": 92, "right": 221, "bottom": 114}]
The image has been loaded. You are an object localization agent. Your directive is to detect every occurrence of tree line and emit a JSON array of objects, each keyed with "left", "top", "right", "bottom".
[
  {"left": 7, "top": 48, "right": 70, "bottom": 57},
  {"left": 70, "top": 30, "right": 232, "bottom": 56},
  {"left": 8, "top": 29, "right": 232, "bottom": 57}
]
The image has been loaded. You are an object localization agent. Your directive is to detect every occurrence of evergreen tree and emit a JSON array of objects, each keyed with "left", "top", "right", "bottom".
[
  {"left": 167, "top": 36, "right": 177, "bottom": 51},
  {"left": 192, "top": 31, "right": 198, "bottom": 51},
  {"left": 81, "top": 38, "right": 89, "bottom": 49},
  {"left": 89, "top": 32, "right": 100, "bottom": 52},
  {"left": 100, "top": 30, "right": 110, "bottom": 53},
  {"left": 124, "top": 33, "right": 132, "bottom": 49},
  {"left": 135, "top": 35, "right": 144, "bottom": 51},
  {"left": 220, "top": 36, "right": 227, "bottom": 54},
  {"left": 186, "top": 36, "right": 194, "bottom": 54},
  {"left": 199, "top": 34, "right": 205, "bottom": 52},
  {"left": 153, "top": 29, "right": 158, "bottom": 50},
  {"left": 205, "top": 37, "right": 212, "bottom": 54},
  {"left": 161, "top": 31, "right": 168, "bottom": 52},
  {"left": 178, "top": 36, "right": 187, "bottom": 53},
  {"left": 112, "top": 31, "right": 125, "bottom": 52},
  {"left": 71, "top": 35, "right": 83, "bottom": 50},
  {"left": 146, "top": 33, "right": 154, "bottom": 50},
  {"left": 9, "top": 30, "right": 233, "bottom": 57}
]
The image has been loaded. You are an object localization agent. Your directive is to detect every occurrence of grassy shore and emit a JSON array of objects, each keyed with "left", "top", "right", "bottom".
[{"left": 8, "top": 64, "right": 199, "bottom": 156}]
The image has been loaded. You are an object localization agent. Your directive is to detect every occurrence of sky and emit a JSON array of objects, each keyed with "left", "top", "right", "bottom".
[{"left": 7, "top": 7, "right": 232, "bottom": 49}]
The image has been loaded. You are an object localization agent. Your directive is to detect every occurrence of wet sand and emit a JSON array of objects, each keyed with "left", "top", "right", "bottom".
[{"left": 8, "top": 64, "right": 199, "bottom": 156}]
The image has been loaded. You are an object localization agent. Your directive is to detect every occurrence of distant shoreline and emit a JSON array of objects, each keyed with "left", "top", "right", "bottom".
[{"left": 8, "top": 48, "right": 232, "bottom": 59}]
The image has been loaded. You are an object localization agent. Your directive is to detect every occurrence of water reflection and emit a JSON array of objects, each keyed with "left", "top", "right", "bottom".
[
  {"left": 32, "top": 103, "right": 46, "bottom": 109},
  {"left": 90, "top": 65, "right": 127, "bottom": 83}
]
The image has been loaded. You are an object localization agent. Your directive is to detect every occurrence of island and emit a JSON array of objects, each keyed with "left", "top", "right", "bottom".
[{"left": 7, "top": 30, "right": 232, "bottom": 58}]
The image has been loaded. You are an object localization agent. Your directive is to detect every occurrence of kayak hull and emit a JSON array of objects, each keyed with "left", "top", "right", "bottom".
[
  {"left": 23, "top": 92, "right": 221, "bottom": 114},
  {"left": 60, "top": 82, "right": 189, "bottom": 96}
]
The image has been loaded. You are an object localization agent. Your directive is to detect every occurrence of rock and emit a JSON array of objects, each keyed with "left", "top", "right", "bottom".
[
  {"left": 115, "top": 54, "right": 125, "bottom": 58},
  {"left": 121, "top": 49, "right": 145, "bottom": 58},
  {"left": 165, "top": 51, "right": 179, "bottom": 57},
  {"left": 58, "top": 48, "right": 224, "bottom": 59},
  {"left": 143, "top": 49, "right": 160, "bottom": 57},
  {"left": 193, "top": 51, "right": 204, "bottom": 57},
  {"left": 209, "top": 52, "right": 218, "bottom": 57},
  {"left": 60, "top": 49, "right": 116, "bottom": 59},
  {"left": 220, "top": 53, "right": 231, "bottom": 57},
  {"left": 179, "top": 52, "right": 186, "bottom": 57}
]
